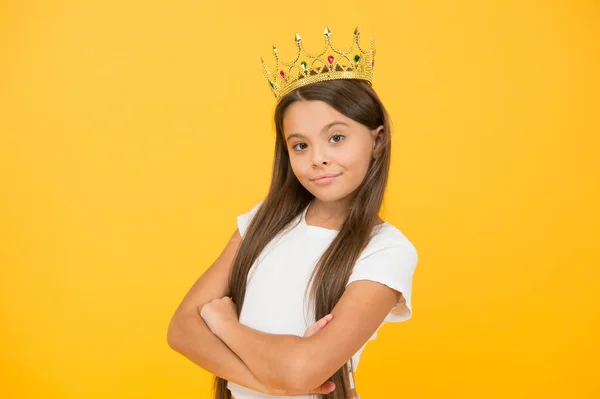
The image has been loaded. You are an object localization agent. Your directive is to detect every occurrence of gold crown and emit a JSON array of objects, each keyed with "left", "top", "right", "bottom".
[{"left": 260, "top": 26, "right": 376, "bottom": 100}]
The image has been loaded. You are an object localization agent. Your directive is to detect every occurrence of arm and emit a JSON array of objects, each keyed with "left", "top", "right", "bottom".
[
  {"left": 168, "top": 311, "right": 274, "bottom": 394},
  {"left": 167, "top": 228, "right": 274, "bottom": 394},
  {"left": 209, "top": 280, "right": 402, "bottom": 392},
  {"left": 167, "top": 228, "right": 335, "bottom": 396}
]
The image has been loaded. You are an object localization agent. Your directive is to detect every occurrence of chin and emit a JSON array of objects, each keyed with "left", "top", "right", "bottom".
[
  {"left": 298, "top": 177, "right": 355, "bottom": 202},
  {"left": 307, "top": 189, "right": 353, "bottom": 203}
]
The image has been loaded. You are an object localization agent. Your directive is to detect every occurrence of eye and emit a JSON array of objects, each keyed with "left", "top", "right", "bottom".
[
  {"left": 330, "top": 134, "right": 345, "bottom": 143},
  {"left": 292, "top": 142, "right": 307, "bottom": 152}
]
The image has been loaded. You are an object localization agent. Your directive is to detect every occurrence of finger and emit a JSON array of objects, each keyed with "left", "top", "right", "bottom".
[
  {"left": 309, "top": 381, "right": 335, "bottom": 394},
  {"left": 304, "top": 314, "right": 334, "bottom": 337},
  {"left": 304, "top": 319, "right": 324, "bottom": 337},
  {"left": 303, "top": 325, "right": 315, "bottom": 337},
  {"left": 315, "top": 314, "right": 333, "bottom": 329},
  {"left": 304, "top": 322, "right": 322, "bottom": 338}
]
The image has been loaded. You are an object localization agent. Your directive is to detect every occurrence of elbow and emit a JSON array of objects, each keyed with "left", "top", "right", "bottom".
[
  {"left": 167, "top": 318, "right": 181, "bottom": 350},
  {"left": 282, "top": 353, "right": 324, "bottom": 393},
  {"left": 282, "top": 363, "right": 309, "bottom": 392},
  {"left": 167, "top": 314, "right": 190, "bottom": 352}
]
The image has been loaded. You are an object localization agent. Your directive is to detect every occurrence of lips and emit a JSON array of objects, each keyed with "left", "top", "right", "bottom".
[{"left": 313, "top": 173, "right": 340, "bottom": 181}]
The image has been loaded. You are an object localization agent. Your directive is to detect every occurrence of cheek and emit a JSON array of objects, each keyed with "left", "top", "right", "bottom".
[
  {"left": 339, "top": 149, "right": 370, "bottom": 174},
  {"left": 289, "top": 156, "right": 308, "bottom": 178}
]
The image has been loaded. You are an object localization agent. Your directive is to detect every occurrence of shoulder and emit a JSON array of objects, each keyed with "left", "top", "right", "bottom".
[
  {"left": 350, "top": 221, "right": 418, "bottom": 280},
  {"left": 346, "top": 221, "right": 419, "bottom": 322},
  {"left": 361, "top": 221, "right": 418, "bottom": 260},
  {"left": 236, "top": 199, "right": 265, "bottom": 237}
]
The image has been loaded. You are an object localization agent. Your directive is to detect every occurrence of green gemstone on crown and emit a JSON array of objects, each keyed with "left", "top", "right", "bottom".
[
  {"left": 301, "top": 61, "right": 307, "bottom": 69},
  {"left": 354, "top": 55, "right": 360, "bottom": 63},
  {"left": 269, "top": 81, "right": 274, "bottom": 88}
]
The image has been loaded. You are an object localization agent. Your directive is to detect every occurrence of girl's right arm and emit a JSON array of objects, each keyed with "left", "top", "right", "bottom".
[
  {"left": 167, "top": 228, "right": 272, "bottom": 393},
  {"left": 166, "top": 228, "right": 334, "bottom": 396}
]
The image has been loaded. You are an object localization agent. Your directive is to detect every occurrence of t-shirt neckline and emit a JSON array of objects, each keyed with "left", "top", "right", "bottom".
[
  {"left": 301, "top": 202, "right": 340, "bottom": 235},
  {"left": 300, "top": 201, "right": 390, "bottom": 236}
]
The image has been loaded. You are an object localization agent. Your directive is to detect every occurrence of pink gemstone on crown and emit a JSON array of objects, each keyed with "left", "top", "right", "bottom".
[{"left": 327, "top": 55, "right": 334, "bottom": 64}]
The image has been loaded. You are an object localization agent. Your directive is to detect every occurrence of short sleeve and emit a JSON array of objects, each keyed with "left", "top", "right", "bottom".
[
  {"left": 346, "top": 241, "right": 418, "bottom": 323},
  {"left": 236, "top": 200, "right": 264, "bottom": 237}
]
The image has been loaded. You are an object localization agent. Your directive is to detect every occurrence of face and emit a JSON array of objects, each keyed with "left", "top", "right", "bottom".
[{"left": 282, "top": 100, "right": 384, "bottom": 204}]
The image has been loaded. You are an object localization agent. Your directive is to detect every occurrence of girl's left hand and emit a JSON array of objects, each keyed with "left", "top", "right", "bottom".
[{"left": 199, "top": 296, "right": 238, "bottom": 335}]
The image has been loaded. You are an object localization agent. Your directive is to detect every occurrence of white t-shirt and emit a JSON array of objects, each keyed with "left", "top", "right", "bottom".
[{"left": 227, "top": 200, "right": 418, "bottom": 399}]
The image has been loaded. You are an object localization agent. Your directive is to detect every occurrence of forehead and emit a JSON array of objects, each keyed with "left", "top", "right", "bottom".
[{"left": 283, "top": 100, "right": 353, "bottom": 135}]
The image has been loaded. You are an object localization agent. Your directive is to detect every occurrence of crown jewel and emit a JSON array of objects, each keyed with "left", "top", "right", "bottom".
[{"left": 260, "top": 26, "right": 376, "bottom": 101}]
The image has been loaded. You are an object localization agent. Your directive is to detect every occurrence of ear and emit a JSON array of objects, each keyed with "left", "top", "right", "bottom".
[{"left": 371, "top": 125, "right": 385, "bottom": 159}]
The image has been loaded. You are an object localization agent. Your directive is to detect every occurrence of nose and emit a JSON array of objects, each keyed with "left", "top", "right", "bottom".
[{"left": 311, "top": 144, "right": 329, "bottom": 166}]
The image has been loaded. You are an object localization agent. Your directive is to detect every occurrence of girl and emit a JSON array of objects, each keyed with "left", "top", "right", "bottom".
[{"left": 167, "top": 27, "right": 418, "bottom": 399}]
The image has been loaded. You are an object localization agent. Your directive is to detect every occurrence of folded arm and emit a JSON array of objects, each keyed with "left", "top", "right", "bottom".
[
  {"left": 167, "top": 228, "right": 275, "bottom": 394},
  {"left": 167, "top": 227, "right": 334, "bottom": 396},
  {"left": 211, "top": 279, "right": 402, "bottom": 392},
  {"left": 168, "top": 308, "right": 274, "bottom": 394}
]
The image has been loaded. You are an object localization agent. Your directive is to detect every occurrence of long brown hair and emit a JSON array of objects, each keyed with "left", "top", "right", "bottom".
[{"left": 214, "top": 78, "right": 393, "bottom": 399}]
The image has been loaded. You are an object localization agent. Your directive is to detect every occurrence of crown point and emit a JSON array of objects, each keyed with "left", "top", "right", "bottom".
[
  {"left": 295, "top": 33, "right": 301, "bottom": 41},
  {"left": 354, "top": 26, "right": 360, "bottom": 35},
  {"left": 272, "top": 45, "right": 278, "bottom": 53},
  {"left": 324, "top": 27, "right": 331, "bottom": 36}
]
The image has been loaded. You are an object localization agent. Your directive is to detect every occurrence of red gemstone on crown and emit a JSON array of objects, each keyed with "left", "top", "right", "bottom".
[
  {"left": 280, "top": 70, "right": 285, "bottom": 78},
  {"left": 328, "top": 55, "right": 334, "bottom": 64}
]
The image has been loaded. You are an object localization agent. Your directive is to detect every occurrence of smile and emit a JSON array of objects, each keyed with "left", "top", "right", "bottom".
[{"left": 312, "top": 173, "right": 340, "bottom": 185}]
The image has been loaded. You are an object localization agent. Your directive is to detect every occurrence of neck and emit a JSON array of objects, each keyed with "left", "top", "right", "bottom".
[
  {"left": 308, "top": 197, "right": 385, "bottom": 229},
  {"left": 305, "top": 197, "right": 352, "bottom": 231},
  {"left": 309, "top": 198, "right": 350, "bottom": 220}
]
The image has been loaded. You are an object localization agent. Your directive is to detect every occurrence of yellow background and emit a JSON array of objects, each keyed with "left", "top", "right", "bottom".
[{"left": 1, "top": 0, "right": 598, "bottom": 398}]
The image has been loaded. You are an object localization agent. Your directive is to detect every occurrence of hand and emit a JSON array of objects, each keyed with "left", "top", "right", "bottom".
[
  {"left": 269, "top": 314, "right": 336, "bottom": 396},
  {"left": 304, "top": 314, "right": 336, "bottom": 394},
  {"left": 199, "top": 296, "right": 238, "bottom": 335},
  {"left": 304, "top": 313, "right": 333, "bottom": 338}
]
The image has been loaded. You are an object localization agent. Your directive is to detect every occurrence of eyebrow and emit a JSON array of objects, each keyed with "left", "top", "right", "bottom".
[{"left": 286, "top": 121, "right": 349, "bottom": 142}]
